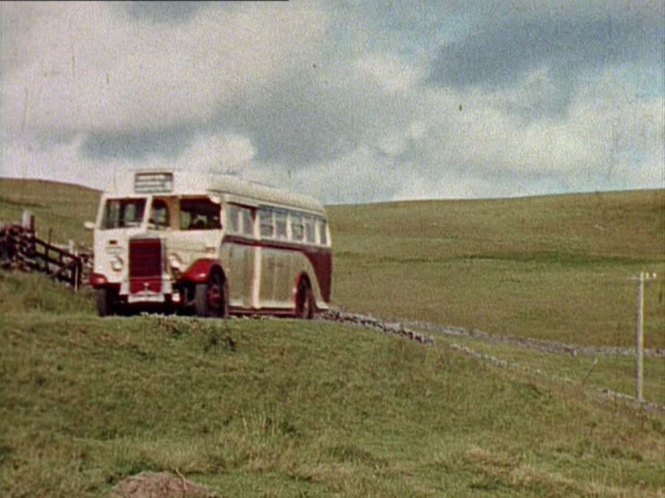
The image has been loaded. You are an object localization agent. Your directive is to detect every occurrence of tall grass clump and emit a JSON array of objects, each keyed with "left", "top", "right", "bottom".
[{"left": 0, "top": 271, "right": 95, "bottom": 315}]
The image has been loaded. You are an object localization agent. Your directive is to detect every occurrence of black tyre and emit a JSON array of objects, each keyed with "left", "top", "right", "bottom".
[
  {"left": 96, "top": 288, "right": 117, "bottom": 317},
  {"left": 194, "top": 272, "right": 229, "bottom": 318},
  {"left": 295, "top": 279, "right": 315, "bottom": 319}
]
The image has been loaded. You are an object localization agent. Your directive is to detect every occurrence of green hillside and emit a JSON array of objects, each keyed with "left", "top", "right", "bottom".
[
  {"left": 2, "top": 179, "right": 662, "bottom": 349},
  {"left": 1, "top": 180, "right": 664, "bottom": 496},
  {"left": 1, "top": 273, "right": 664, "bottom": 497},
  {"left": 329, "top": 190, "right": 665, "bottom": 349},
  {"left": 0, "top": 179, "right": 99, "bottom": 247}
]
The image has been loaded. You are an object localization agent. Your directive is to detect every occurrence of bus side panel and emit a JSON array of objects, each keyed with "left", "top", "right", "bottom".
[
  {"left": 304, "top": 248, "right": 333, "bottom": 304},
  {"left": 221, "top": 241, "right": 255, "bottom": 309},
  {"left": 226, "top": 232, "right": 330, "bottom": 312},
  {"left": 259, "top": 247, "right": 279, "bottom": 308},
  {"left": 273, "top": 249, "right": 296, "bottom": 308},
  {"left": 258, "top": 244, "right": 331, "bottom": 311}
]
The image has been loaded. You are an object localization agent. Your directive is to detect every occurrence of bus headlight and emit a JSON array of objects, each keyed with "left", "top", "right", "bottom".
[{"left": 110, "top": 255, "right": 124, "bottom": 272}]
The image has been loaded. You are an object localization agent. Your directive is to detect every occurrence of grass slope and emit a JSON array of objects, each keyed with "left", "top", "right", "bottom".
[
  {"left": 1, "top": 273, "right": 664, "bottom": 497},
  {"left": 329, "top": 190, "right": 665, "bottom": 348},
  {"left": 2, "top": 179, "right": 662, "bottom": 348},
  {"left": 1, "top": 181, "right": 664, "bottom": 496},
  {"left": 0, "top": 179, "right": 99, "bottom": 247}
]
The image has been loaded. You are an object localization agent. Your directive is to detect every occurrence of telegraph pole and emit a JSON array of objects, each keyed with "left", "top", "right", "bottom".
[{"left": 636, "top": 271, "right": 657, "bottom": 403}]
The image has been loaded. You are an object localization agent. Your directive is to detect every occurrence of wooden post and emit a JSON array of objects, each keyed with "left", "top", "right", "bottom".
[
  {"left": 72, "top": 261, "right": 78, "bottom": 291},
  {"left": 21, "top": 210, "right": 34, "bottom": 231}
]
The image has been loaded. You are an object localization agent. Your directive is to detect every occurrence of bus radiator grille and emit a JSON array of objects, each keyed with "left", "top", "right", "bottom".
[{"left": 129, "top": 238, "right": 163, "bottom": 294}]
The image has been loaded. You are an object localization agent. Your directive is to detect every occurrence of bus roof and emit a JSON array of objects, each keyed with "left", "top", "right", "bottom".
[{"left": 106, "top": 170, "right": 325, "bottom": 214}]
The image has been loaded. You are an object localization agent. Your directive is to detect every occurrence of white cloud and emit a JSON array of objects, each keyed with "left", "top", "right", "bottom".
[
  {"left": 278, "top": 63, "right": 663, "bottom": 202},
  {"left": 354, "top": 54, "right": 423, "bottom": 95},
  {"left": 1, "top": 2, "right": 327, "bottom": 135},
  {"left": 1, "top": 134, "right": 113, "bottom": 189},
  {"left": 180, "top": 134, "right": 256, "bottom": 175},
  {"left": 0, "top": 1, "right": 662, "bottom": 203},
  {"left": 1, "top": 131, "right": 257, "bottom": 191}
]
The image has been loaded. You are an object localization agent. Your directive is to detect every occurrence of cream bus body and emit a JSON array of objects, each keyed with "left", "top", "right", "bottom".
[{"left": 89, "top": 171, "right": 332, "bottom": 318}]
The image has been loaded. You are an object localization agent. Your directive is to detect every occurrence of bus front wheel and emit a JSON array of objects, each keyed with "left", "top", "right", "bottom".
[
  {"left": 194, "top": 272, "right": 229, "bottom": 318},
  {"left": 96, "top": 288, "right": 118, "bottom": 317}
]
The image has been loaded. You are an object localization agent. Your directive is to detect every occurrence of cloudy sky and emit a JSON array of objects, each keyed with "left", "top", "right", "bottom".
[{"left": 1, "top": 1, "right": 663, "bottom": 203}]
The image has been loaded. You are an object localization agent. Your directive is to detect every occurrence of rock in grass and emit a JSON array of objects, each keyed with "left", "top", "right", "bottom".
[{"left": 111, "top": 471, "right": 217, "bottom": 498}]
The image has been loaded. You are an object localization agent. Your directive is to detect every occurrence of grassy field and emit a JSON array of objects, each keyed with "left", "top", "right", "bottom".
[
  {"left": 2, "top": 179, "right": 663, "bottom": 350},
  {"left": 439, "top": 332, "right": 665, "bottom": 408},
  {"left": 0, "top": 179, "right": 99, "bottom": 248},
  {"left": 1, "top": 273, "right": 664, "bottom": 497},
  {"left": 329, "top": 190, "right": 665, "bottom": 349},
  {"left": 1, "top": 179, "right": 664, "bottom": 496}
]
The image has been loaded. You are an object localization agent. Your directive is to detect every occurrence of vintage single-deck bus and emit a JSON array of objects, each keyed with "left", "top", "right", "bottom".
[{"left": 88, "top": 170, "right": 332, "bottom": 318}]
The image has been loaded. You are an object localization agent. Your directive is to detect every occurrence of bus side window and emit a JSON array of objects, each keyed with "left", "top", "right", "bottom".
[
  {"left": 304, "top": 216, "right": 315, "bottom": 244},
  {"left": 180, "top": 198, "right": 221, "bottom": 230},
  {"left": 227, "top": 205, "right": 240, "bottom": 233},
  {"left": 318, "top": 219, "right": 328, "bottom": 246},
  {"left": 260, "top": 208, "right": 274, "bottom": 238},
  {"left": 240, "top": 207, "right": 254, "bottom": 237},
  {"left": 291, "top": 213, "right": 304, "bottom": 241},
  {"left": 275, "top": 210, "right": 288, "bottom": 239}
]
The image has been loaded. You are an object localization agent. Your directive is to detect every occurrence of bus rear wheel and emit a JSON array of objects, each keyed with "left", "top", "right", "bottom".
[
  {"left": 295, "top": 280, "right": 315, "bottom": 319},
  {"left": 194, "top": 272, "right": 229, "bottom": 318}
]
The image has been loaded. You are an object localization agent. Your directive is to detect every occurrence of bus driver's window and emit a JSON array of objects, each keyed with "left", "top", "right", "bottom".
[{"left": 149, "top": 199, "right": 170, "bottom": 230}]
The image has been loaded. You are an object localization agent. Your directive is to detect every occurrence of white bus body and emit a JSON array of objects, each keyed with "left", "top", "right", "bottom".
[{"left": 89, "top": 171, "right": 332, "bottom": 318}]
